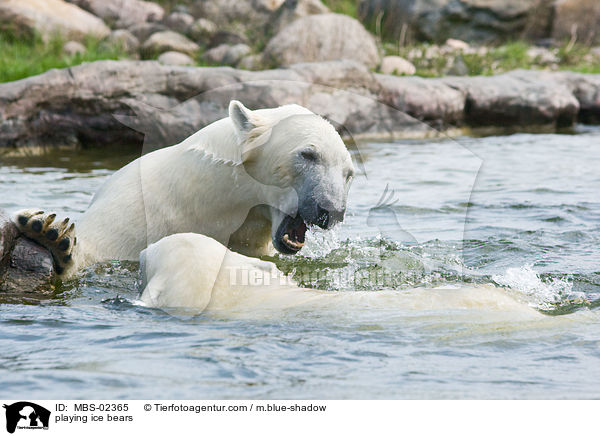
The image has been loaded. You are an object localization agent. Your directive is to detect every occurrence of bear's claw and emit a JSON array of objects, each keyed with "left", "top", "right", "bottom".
[{"left": 13, "top": 208, "right": 76, "bottom": 275}]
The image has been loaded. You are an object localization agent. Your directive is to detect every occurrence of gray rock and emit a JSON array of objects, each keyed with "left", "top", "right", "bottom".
[
  {"left": 128, "top": 22, "right": 168, "bottom": 43},
  {"left": 63, "top": 40, "right": 87, "bottom": 57},
  {"left": 270, "top": 0, "right": 329, "bottom": 33},
  {"left": 1, "top": 210, "right": 55, "bottom": 296},
  {"left": 158, "top": 51, "right": 195, "bottom": 66},
  {"left": 0, "top": 0, "right": 110, "bottom": 42},
  {"left": 191, "top": 0, "right": 285, "bottom": 37},
  {"left": 105, "top": 29, "right": 140, "bottom": 54},
  {"left": 377, "top": 74, "right": 465, "bottom": 129},
  {"left": 380, "top": 56, "right": 416, "bottom": 75},
  {"left": 441, "top": 70, "right": 580, "bottom": 127},
  {"left": 263, "top": 13, "right": 381, "bottom": 68},
  {"left": 188, "top": 18, "right": 218, "bottom": 42},
  {"left": 444, "top": 55, "right": 469, "bottom": 76},
  {"left": 203, "top": 44, "right": 251, "bottom": 66},
  {"left": 141, "top": 31, "right": 200, "bottom": 57},
  {"left": 358, "top": 0, "right": 553, "bottom": 43},
  {"left": 1, "top": 238, "right": 55, "bottom": 295},
  {"left": 163, "top": 11, "right": 194, "bottom": 35},
  {"left": 207, "top": 31, "right": 248, "bottom": 49},
  {"left": 66, "top": 0, "right": 164, "bottom": 29},
  {"left": 552, "top": 0, "right": 600, "bottom": 45},
  {"left": 237, "top": 54, "right": 264, "bottom": 71},
  {"left": 0, "top": 60, "right": 598, "bottom": 149},
  {"left": 0, "top": 210, "right": 18, "bottom": 269}
]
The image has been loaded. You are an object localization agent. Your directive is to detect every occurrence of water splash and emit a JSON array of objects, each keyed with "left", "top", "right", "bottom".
[{"left": 492, "top": 265, "right": 587, "bottom": 310}]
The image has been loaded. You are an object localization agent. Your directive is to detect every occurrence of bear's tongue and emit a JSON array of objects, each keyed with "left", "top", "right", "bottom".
[{"left": 282, "top": 216, "right": 307, "bottom": 250}]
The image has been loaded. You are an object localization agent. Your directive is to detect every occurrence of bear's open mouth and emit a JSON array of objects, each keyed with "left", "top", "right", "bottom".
[{"left": 274, "top": 214, "right": 307, "bottom": 254}]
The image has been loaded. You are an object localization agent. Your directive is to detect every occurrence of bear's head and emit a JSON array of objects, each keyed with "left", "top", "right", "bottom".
[{"left": 229, "top": 100, "right": 354, "bottom": 255}]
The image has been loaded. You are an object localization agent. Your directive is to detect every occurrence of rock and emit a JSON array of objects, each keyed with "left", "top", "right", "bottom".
[
  {"left": 208, "top": 31, "right": 248, "bottom": 49},
  {"left": 357, "top": 0, "right": 553, "bottom": 43},
  {"left": 0, "top": 0, "right": 110, "bottom": 42},
  {"left": 444, "top": 56, "right": 469, "bottom": 76},
  {"left": 141, "top": 31, "right": 200, "bottom": 57},
  {"left": 441, "top": 70, "right": 580, "bottom": 127},
  {"left": 191, "top": 0, "right": 285, "bottom": 36},
  {"left": 270, "top": 0, "right": 329, "bottom": 33},
  {"left": 1, "top": 209, "right": 55, "bottom": 296},
  {"left": 158, "top": 51, "right": 195, "bottom": 66},
  {"left": 238, "top": 54, "right": 263, "bottom": 70},
  {"left": 263, "top": 13, "right": 380, "bottom": 68},
  {"left": 128, "top": 22, "right": 168, "bottom": 43},
  {"left": 66, "top": 0, "right": 164, "bottom": 29},
  {"left": 163, "top": 11, "right": 194, "bottom": 35},
  {"left": 105, "top": 29, "right": 140, "bottom": 54},
  {"left": 0, "top": 210, "right": 18, "bottom": 269},
  {"left": 203, "top": 44, "right": 251, "bottom": 66},
  {"left": 527, "top": 46, "right": 559, "bottom": 65},
  {"left": 443, "top": 38, "right": 470, "bottom": 51},
  {"left": 380, "top": 56, "right": 416, "bottom": 75},
  {"left": 377, "top": 74, "right": 465, "bottom": 129},
  {"left": 188, "top": 18, "right": 218, "bottom": 42},
  {"left": 1, "top": 238, "right": 55, "bottom": 295},
  {"left": 0, "top": 60, "right": 598, "bottom": 149},
  {"left": 63, "top": 40, "right": 87, "bottom": 57},
  {"left": 552, "top": 0, "right": 600, "bottom": 45}
]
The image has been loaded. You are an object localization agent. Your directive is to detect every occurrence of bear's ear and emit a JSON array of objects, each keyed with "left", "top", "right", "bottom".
[
  {"left": 229, "top": 100, "right": 271, "bottom": 162},
  {"left": 229, "top": 100, "right": 255, "bottom": 136}
]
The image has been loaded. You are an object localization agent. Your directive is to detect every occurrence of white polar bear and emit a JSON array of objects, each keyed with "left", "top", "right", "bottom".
[
  {"left": 138, "top": 233, "right": 544, "bottom": 320},
  {"left": 14, "top": 101, "right": 354, "bottom": 277}
]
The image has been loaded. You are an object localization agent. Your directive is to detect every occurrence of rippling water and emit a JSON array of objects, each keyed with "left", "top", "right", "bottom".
[{"left": 1, "top": 128, "right": 599, "bottom": 399}]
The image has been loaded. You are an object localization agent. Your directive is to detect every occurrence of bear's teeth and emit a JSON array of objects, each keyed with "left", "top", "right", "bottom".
[{"left": 283, "top": 234, "right": 304, "bottom": 249}]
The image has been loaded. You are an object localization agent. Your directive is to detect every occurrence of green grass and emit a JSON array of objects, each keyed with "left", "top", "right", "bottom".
[
  {"left": 0, "top": 34, "right": 128, "bottom": 83},
  {"left": 386, "top": 40, "right": 600, "bottom": 77},
  {"left": 322, "top": 0, "right": 359, "bottom": 18}
]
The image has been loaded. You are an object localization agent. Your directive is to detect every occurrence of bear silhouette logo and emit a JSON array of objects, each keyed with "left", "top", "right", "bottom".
[{"left": 3, "top": 402, "right": 50, "bottom": 433}]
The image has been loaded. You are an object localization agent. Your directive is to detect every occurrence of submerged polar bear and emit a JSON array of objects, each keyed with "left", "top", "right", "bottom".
[
  {"left": 138, "top": 233, "right": 543, "bottom": 320},
  {"left": 14, "top": 101, "right": 354, "bottom": 277}
]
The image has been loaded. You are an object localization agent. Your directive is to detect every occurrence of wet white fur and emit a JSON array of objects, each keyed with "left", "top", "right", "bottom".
[
  {"left": 45, "top": 102, "right": 351, "bottom": 276},
  {"left": 138, "top": 233, "right": 544, "bottom": 320}
]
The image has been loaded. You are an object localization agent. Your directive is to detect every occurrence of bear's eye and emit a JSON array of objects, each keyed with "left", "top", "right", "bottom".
[{"left": 300, "top": 149, "right": 318, "bottom": 162}]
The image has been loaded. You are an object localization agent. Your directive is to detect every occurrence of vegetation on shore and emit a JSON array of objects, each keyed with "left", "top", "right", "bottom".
[
  {"left": 0, "top": 34, "right": 128, "bottom": 83},
  {"left": 385, "top": 41, "right": 600, "bottom": 77}
]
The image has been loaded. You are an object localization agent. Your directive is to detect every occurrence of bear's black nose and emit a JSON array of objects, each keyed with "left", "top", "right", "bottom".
[
  {"left": 316, "top": 206, "right": 330, "bottom": 229},
  {"left": 316, "top": 206, "right": 346, "bottom": 229}
]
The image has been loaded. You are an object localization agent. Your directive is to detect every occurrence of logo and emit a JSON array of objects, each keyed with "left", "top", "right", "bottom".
[{"left": 3, "top": 402, "right": 50, "bottom": 434}]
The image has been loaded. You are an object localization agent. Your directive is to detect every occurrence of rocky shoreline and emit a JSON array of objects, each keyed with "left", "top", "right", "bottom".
[{"left": 1, "top": 60, "right": 599, "bottom": 150}]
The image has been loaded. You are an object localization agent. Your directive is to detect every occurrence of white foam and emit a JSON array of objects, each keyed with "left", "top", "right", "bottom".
[{"left": 492, "top": 265, "right": 586, "bottom": 310}]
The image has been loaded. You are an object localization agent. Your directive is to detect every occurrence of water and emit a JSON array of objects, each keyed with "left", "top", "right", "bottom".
[{"left": 1, "top": 128, "right": 599, "bottom": 399}]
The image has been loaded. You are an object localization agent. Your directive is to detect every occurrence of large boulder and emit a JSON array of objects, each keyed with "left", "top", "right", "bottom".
[
  {"left": 270, "top": 0, "right": 329, "bottom": 33},
  {"left": 0, "top": 0, "right": 110, "bottom": 42},
  {"left": 66, "top": 0, "right": 164, "bottom": 29},
  {"left": 158, "top": 51, "right": 195, "bottom": 66},
  {"left": 190, "top": 0, "right": 328, "bottom": 39},
  {"left": 358, "top": 0, "right": 552, "bottom": 43},
  {"left": 441, "top": 70, "right": 580, "bottom": 127},
  {"left": 141, "top": 31, "right": 200, "bottom": 57},
  {"left": 191, "top": 0, "right": 284, "bottom": 36},
  {"left": 263, "top": 13, "right": 381, "bottom": 68},
  {"left": 552, "top": 0, "right": 600, "bottom": 45},
  {"left": 377, "top": 74, "right": 465, "bottom": 128}
]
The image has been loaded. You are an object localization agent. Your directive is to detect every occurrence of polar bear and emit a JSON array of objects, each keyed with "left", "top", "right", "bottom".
[
  {"left": 14, "top": 101, "right": 354, "bottom": 277},
  {"left": 138, "top": 233, "right": 543, "bottom": 320}
]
